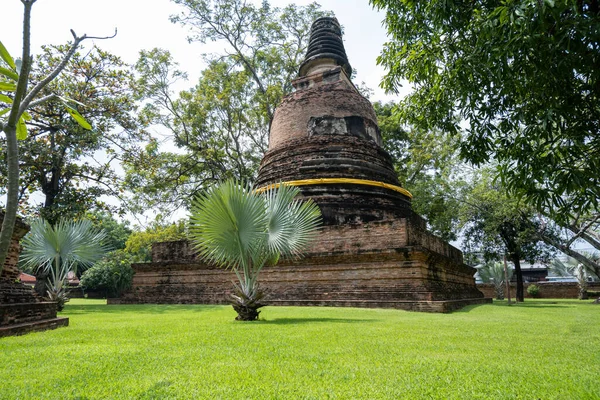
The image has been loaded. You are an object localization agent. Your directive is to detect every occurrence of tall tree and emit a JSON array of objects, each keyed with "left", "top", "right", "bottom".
[
  {"left": 124, "top": 0, "right": 331, "bottom": 214},
  {"left": 1, "top": 45, "right": 146, "bottom": 223},
  {"left": 460, "top": 169, "right": 553, "bottom": 302},
  {"left": 371, "top": 0, "right": 600, "bottom": 256},
  {"left": 0, "top": 0, "right": 113, "bottom": 272},
  {"left": 375, "top": 101, "right": 465, "bottom": 241}
]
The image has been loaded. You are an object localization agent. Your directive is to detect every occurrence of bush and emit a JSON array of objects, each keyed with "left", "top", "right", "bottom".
[
  {"left": 527, "top": 284, "right": 540, "bottom": 298},
  {"left": 80, "top": 250, "right": 135, "bottom": 297}
]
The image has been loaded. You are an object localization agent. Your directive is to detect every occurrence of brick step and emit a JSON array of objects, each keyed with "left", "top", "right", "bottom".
[
  {"left": 0, "top": 317, "right": 69, "bottom": 338},
  {"left": 1, "top": 302, "right": 58, "bottom": 326},
  {"left": 268, "top": 298, "right": 492, "bottom": 313}
]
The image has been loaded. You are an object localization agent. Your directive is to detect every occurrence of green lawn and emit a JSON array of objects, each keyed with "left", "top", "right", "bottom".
[{"left": 1, "top": 299, "right": 599, "bottom": 399}]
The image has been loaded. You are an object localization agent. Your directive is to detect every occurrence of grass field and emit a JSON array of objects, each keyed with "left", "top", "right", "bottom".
[{"left": 1, "top": 299, "right": 599, "bottom": 399}]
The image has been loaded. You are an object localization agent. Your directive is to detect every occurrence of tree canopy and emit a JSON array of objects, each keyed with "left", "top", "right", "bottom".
[
  {"left": 371, "top": 0, "right": 600, "bottom": 225},
  {"left": 124, "top": 0, "right": 331, "bottom": 214},
  {"left": 1, "top": 45, "right": 146, "bottom": 223}
]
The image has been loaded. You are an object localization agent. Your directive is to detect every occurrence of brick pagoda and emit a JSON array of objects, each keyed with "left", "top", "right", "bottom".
[{"left": 115, "top": 17, "right": 489, "bottom": 312}]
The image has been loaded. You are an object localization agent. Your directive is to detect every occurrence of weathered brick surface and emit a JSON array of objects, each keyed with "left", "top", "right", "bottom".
[
  {"left": 0, "top": 211, "right": 67, "bottom": 335},
  {"left": 268, "top": 72, "right": 378, "bottom": 151},
  {"left": 119, "top": 38, "right": 489, "bottom": 313},
  {"left": 0, "top": 302, "right": 58, "bottom": 325},
  {"left": 0, "top": 211, "right": 30, "bottom": 282},
  {"left": 0, "top": 317, "right": 69, "bottom": 338},
  {"left": 114, "top": 220, "right": 488, "bottom": 312},
  {"left": 478, "top": 282, "right": 600, "bottom": 299}
]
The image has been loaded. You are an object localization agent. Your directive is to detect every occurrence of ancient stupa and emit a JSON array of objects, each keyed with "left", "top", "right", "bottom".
[{"left": 116, "top": 17, "right": 488, "bottom": 312}]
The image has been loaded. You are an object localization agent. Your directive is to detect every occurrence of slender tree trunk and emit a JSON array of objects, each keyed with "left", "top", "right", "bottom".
[
  {"left": 0, "top": 125, "right": 20, "bottom": 273},
  {"left": 0, "top": 0, "right": 35, "bottom": 272},
  {"left": 511, "top": 253, "right": 524, "bottom": 302}
]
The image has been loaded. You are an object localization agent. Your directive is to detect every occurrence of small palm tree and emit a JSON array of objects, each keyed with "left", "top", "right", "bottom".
[
  {"left": 550, "top": 257, "right": 589, "bottom": 300},
  {"left": 190, "top": 180, "right": 322, "bottom": 321},
  {"left": 478, "top": 261, "right": 512, "bottom": 300},
  {"left": 20, "top": 218, "right": 110, "bottom": 310}
]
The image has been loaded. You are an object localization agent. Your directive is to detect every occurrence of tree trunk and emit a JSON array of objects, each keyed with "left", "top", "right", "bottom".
[
  {"left": 511, "top": 254, "right": 525, "bottom": 302},
  {"left": 229, "top": 285, "right": 265, "bottom": 321},
  {"left": 0, "top": 125, "right": 20, "bottom": 273},
  {"left": 0, "top": 1, "right": 35, "bottom": 273}
]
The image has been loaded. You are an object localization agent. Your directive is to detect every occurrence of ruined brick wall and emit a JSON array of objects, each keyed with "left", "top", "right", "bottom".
[
  {"left": 268, "top": 75, "right": 377, "bottom": 151},
  {"left": 116, "top": 219, "right": 487, "bottom": 312},
  {"left": 0, "top": 212, "right": 66, "bottom": 336},
  {"left": 478, "top": 282, "right": 600, "bottom": 299},
  {"left": 0, "top": 211, "right": 30, "bottom": 282}
]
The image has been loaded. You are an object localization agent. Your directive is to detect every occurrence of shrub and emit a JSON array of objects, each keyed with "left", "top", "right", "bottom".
[
  {"left": 80, "top": 250, "right": 135, "bottom": 297},
  {"left": 527, "top": 284, "right": 540, "bottom": 298}
]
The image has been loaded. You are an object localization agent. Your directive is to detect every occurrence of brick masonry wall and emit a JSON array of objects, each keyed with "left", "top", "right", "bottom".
[
  {"left": 477, "top": 282, "right": 600, "bottom": 299},
  {"left": 0, "top": 211, "right": 30, "bottom": 282},
  {"left": 116, "top": 219, "right": 488, "bottom": 312},
  {"left": 268, "top": 77, "right": 377, "bottom": 151},
  {"left": 0, "top": 212, "right": 66, "bottom": 335}
]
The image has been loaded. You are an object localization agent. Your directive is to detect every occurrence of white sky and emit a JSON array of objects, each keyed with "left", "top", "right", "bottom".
[
  {"left": 2, "top": 0, "right": 409, "bottom": 101},
  {"left": 1, "top": 0, "right": 410, "bottom": 226}
]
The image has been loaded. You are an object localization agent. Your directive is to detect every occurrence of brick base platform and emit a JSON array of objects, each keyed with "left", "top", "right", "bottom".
[
  {"left": 113, "top": 219, "right": 490, "bottom": 313},
  {"left": 0, "top": 317, "right": 69, "bottom": 338}
]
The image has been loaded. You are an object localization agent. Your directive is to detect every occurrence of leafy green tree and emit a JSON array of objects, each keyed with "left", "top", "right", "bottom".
[
  {"left": 460, "top": 169, "right": 553, "bottom": 302},
  {"left": 87, "top": 211, "right": 132, "bottom": 251},
  {"left": 0, "top": 0, "right": 113, "bottom": 272},
  {"left": 371, "top": 0, "right": 600, "bottom": 259},
  {"left": 124, "top": 220, "right": 188, "bottom": 262},
  {"left": 20, "top": 218, "right": 110, "bottom": 309},
  {"left": 375, "top": 101, "right": 465, "bottom": 241},
  {"left": 124, "top": 0, "right": 330, "bottom": 214},
  {"left": 190, "top": 180, "right": 321, "bottom": 321},
  {"left": 126, "top": 56, "right": 266, "bottom": 212},
  {"left": 79, "top": 250, "right": 135, "bottom": 298},
  {"left": 550, "top": 254, "right": 600, "bottom": 300},
  {"left": 1, "top": 45, "right": 146, "bottom": 223}
]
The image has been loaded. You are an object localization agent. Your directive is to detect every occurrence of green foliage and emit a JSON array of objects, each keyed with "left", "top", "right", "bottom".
[
  {"left": 124, "top": 220, "right": 188, "bottom": 262},
  {"left": 86, "top": 211, "right": 132, "bottom": 251},
  {"left": 478, "top": 261, "right": 512, "bottom": 300},
  {"left": 1, "top": 300, "right": 599, "bottom": 398},
  {"left": 79, "top": 250, "right": 135, "bottom": 297},
  {"left": 375, "top": 101, "right": 464, "bottom": 241},
  {"left": 20, "top": 218, "right": 110, "bottom": 305},
  {"left": 1, "top": 45, "right": 147, "bottom": 222},
  {"left": 124, "top": 0, "right": 331, "bottom": 214},
  {"left": 372, "top": 0, "right": 600, "bottom": 223},
  {"left": 190, "top": 180, "right": 322, "bottom": 320},
  {"left": 46, "top": 285, "right": 69, "bottom": 311},
  {"left": 460, "top": 168, "right": 554, "bottom": 301},
  {"left": 527, "top": 284, "right": 540, "bottom": 298}
]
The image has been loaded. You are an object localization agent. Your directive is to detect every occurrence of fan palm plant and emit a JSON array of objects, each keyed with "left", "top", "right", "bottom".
[
  {"left": 550, "top": 257, "right": 589, "bottom": 300},
  {"left": 190, "top": 180, "right": 322, "bottom": 321},
  {"left": 20, "top": 218, "right": 110, "bottom": 310},
  {"left": 478, "top": 261, "right": 512, "bottom": 300}
]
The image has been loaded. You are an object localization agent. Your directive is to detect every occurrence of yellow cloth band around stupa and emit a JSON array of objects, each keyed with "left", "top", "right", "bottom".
[{"left": 255, "top": 178, "right": 412, "bottom": 199}]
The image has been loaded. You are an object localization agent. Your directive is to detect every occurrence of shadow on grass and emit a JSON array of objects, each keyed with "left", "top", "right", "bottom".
[
  {"left": 62, "top": 304, "right": 226, "bottom": 315},
  {"left": 261, "top": 317, "right": 377, "bottom": 325}
]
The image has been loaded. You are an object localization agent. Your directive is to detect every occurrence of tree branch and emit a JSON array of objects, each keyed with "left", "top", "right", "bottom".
[{"left": 19, "top": 28, "right": 117, "bottom": 116}]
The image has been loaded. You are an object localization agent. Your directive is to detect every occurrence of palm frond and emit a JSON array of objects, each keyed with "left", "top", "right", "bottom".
[
  {"left": 264, "top": 183, "right": 322, "bottom": 258},
  {"left": 20, "top": 218, "right": 111, "bottom": 275},
  {"left": 190, "top": 180, "right": 266, "bottom": 269}
]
